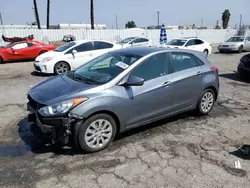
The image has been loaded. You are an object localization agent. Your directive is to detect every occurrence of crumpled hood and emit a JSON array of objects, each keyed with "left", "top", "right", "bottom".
[
  {"left": 35, "top": 50, "right": 62, "bottom": 62},
  {"left": 29, "top": 74, "right": 97, "bottom": 105}
]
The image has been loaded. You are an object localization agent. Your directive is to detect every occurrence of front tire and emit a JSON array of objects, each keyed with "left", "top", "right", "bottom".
[
  {"left": 238, "top": 46, "right": 243, "bottom": 53},
  {"left": 196, "top": 89, "right": 215, "bottom": 116},
  {"left": 73, "top": 114, "right": 117, "bottom": 153},
  {"left": 54, "top": 61, "right": 70, "bottom": 75}
]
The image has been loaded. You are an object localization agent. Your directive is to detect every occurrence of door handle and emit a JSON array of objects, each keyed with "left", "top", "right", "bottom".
[
  {"left": 89, "top": 53, "right": 93, "bottom": 56},
  {"left": 197, "top": 71, "right": 203, "bottom": 76},
  {"left": 162, "top": 81, "right": 172, "bottom": 87}
]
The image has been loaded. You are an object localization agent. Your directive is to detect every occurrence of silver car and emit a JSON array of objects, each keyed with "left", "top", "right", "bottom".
[
  {"left": 218, "top": 36, "right": 250, "bottom": 53},
  {"left": 27, "top": 47, "right": 219, "bottom": 153},
  {"left": 119, "top": 37, "right": 153, "bottom": 48}
]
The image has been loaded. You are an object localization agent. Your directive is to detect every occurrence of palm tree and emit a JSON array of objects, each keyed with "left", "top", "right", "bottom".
[
  {"left": 46, "top": 0, "right": 50, "bottom": 29},
  {"left": 90, "top": 0, "right": 94, "bottom": 29},
  {"left": 222, "top": 9, "right": 231, "bottom": 29},
  {"left": 33, "top": 0, "right": 41, "bottom": 29}
]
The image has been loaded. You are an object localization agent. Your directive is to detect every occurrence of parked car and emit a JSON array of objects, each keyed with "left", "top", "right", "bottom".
[
  {"left": 119, "top": 37, "right": 153, "bottom": 48},
  {"left": 0, "top": 41, "right": 56, "bottom": 64},
  {"left": 34, "top": 40, "right": 122, "bottom": 75},
  {"left": 217, "top": 36, "right": 250, "bottom": 53},
  {"left": 164, "top": 37, "right": 212, "bottom": 57},
  {"left": 27, "top": 47, "right": 219, "bottom": 153},
  {"left": 50, "top": 34, "right": 76, "bottom": 46},
  {"left": 237, "top": 53, "right": 250, "bottom": 79}
]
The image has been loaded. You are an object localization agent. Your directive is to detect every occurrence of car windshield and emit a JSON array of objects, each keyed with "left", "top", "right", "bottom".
[
  {"left": 119, "top": 37, "right": 136, "bottom": 44},
  {"left": 67, "top": 52, "right": 142, "bottom": 84},
  {"left": 227, "top": 37, "right": 245, "bottom": 42},
  {"left": 53, "top": 42, "right": 76, "bottom": 52},
  {"left": 166, "top": 39, "right": 187, "bottom": 46}
]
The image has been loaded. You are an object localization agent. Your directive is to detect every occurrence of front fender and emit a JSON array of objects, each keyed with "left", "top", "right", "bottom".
[{"left": 69, "top": 96, "right": 122, "bottom": 120}]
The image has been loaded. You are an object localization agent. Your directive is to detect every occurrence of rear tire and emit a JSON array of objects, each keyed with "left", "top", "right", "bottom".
[
  {"left": 54, "top": 61, "right": 70, "bottom": 75},
  {"left": 203, "top": 49, "right": 208, "bottom": 57},
  {"left": 238, "top": 46, "right": 243, "bottom": 53},
  {"left": 196, "top": 89, "right": 215, "bottom": 116},
  {"left": 0, "top": 56, "right": 3, "bottom": 64},
  {"left": 73, "top": 114, "right": 117, "bottom": 153}
]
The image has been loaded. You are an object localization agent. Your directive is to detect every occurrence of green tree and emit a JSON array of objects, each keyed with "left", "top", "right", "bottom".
[
  {"left": 125, "top": 21, "right": 137, "bottom": 29},
  {"left": 222, "top": 9, "right": 231, "bottom": 29}
]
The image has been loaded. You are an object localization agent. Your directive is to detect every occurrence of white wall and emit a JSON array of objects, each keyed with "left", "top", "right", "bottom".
[{"left": 0, "top": 28, "right": 237, "bottom": 46}]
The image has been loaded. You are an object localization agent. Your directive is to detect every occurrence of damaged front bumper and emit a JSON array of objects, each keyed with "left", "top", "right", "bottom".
[
  {"left": 27, "top": 101, "right": 76, "bottom": 145},
  {"left": 28, "top": 113, "right": 74, "bottom": 145}
]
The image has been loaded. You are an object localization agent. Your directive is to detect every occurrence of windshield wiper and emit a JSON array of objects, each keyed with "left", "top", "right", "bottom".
[{"left": 71, "top": 72, "right": 101, "bottom": 85}]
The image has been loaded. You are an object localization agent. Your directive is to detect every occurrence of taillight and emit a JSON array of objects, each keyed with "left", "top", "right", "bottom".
[{"left": 211, "top": 66, "right": 218, "bottom": 74}]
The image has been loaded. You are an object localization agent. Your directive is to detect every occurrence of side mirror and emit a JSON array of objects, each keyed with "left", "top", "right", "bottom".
[
  {"left": 11, "top": 48, "right": 15, "bottom": 53},
  {"left": 119, "top": 75, "right": 144, "bottom": 86},
  {"left": 72, "top": 49, "right": 77, "bottom": 54}
]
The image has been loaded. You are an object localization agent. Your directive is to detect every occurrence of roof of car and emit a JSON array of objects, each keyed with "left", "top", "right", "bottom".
[
  {"left": 112, "top": 47, "right": 202, "bottom": 56},
  {"left": 173, "top": 37, "right": 201, "bottom": 40},
  {"left": 75, "top": 39, "right": 115, "bottom": 44}
]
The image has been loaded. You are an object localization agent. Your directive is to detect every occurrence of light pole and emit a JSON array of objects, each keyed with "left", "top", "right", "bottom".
[
  {"left": 46, "top": 0, "right": 50, "bottom": 29},
  {"left": 157, "top": 11, "right": 160, "bottom": 28},
  {"left": 116, "top": 15, "right": 118, "bottom": 29},
  {"left": 33, "top": 0, "right": 41, "bottom": 29},
  {"left": 90, "top": 0, "right": 94, "bottom": 29}
]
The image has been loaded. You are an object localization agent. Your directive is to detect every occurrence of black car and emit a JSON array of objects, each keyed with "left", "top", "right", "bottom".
[{"left": 237, "top": 53, "right": 250, "bottom": 79}]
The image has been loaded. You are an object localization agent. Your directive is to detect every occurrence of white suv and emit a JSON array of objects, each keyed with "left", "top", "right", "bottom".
[
  {"left": 164, "top": 37, "right": 212, "bottom": 57},
  {"left": 34, "top": 40, "right": 122, "bottom": 75}
]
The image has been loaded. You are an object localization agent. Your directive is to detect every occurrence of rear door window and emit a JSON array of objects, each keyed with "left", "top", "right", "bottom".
[
  {"left": 94, "top": 41, "right": 113, "bottom": 49},
  {"left": 185, "top": 39, "right": 196, "bottom": 46},
  {"left": 130, "top": 53, "right": 169, "bottom": 81},
  {"left": 170, "top": 52, "right": 201, "bottom": 72}
]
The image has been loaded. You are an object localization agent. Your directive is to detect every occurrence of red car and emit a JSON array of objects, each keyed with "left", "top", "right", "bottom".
[{"left": 0, "top": 40, "right": 56, "bottom": 64}]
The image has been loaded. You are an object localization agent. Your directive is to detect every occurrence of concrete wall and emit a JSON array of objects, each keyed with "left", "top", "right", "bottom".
[{"left": 0, "top": 28, "right": 237, "bottom": 46}]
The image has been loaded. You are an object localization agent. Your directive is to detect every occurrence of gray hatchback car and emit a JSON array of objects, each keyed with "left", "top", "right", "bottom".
[{"left": 27, "top": 47, "right": 219, "bottom": 153}]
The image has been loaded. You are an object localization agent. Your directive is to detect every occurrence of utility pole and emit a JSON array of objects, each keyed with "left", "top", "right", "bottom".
[
  {"left": 116, "top": 15, "right": 118, "bottom": 29},
  {"left": 90, "top": 0, "right": 94, "bottom": 29},
  {"left": 200, "top": 18, "right": 203, "bottom": 29},
  {"left": 46, "top": 0, "right": 50, "bottom": 29},
  {"left": 33, "top": 0, "right": 41, "bottom": 29},
  {"left": 0, "top": 12, "right": 3, "bottom": 25},
  {"left": 157, "top": 11, "right": 160, "bottom": 28},
  {"left": 239, "top": 14, "right": 242, "bottom": 33}
]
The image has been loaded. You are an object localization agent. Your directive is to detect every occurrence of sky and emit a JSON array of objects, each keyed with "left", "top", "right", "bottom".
[{"left": 1, "top": 0, "right": 250, "bottom": 28}]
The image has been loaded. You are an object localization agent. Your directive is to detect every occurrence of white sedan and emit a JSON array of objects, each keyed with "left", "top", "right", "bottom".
[
  {"left": 163, "top": 37, "right": 212, "bottom": 57},
  {"left": 118, "top": 37, "right": 153, "bottom": 48},
  {"left": 34, "top": 40, "right": 122, "bottom": 75}
]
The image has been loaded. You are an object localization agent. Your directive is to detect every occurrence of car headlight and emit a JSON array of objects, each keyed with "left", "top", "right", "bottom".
[
  {"left": 38, "top": 98, "right": 88, "bottom": 117},
  {"left": 42, "top": 57, "right": 53, "bottom": 62}
]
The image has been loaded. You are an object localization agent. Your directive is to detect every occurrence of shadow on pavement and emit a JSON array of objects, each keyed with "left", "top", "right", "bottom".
[
  {"left": 230, "top": 145, "right": 250, "bottom": 160},
  {"left": 31, "top": 71, "right": 52, "bottom": 77},
  {"left": 219, "top": 73, "right": 250, "bottom": 84}
]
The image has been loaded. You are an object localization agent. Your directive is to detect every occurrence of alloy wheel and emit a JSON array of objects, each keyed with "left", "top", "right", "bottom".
[
  {"left": 200, "top": 91, "right": 214, "bottom": 113},
  {"left": 84, "top": 119, "right": 113, "bottom": 149}
]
